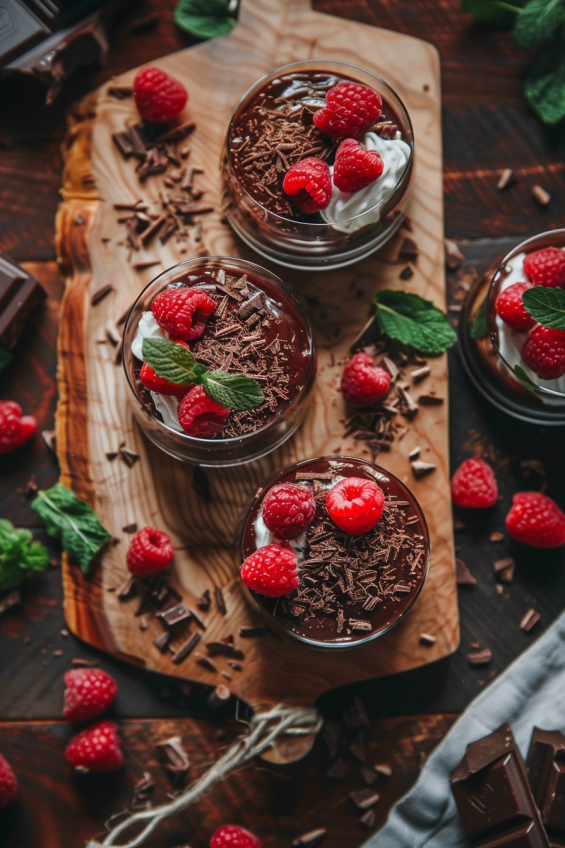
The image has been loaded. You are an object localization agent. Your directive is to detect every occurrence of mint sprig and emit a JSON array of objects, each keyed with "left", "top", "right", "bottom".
[
  {"left": 142, "top": 338, "right": 202, "bottom": 385},
  {"left": 373, "top": 290, "right": 457, "bottom": 355},
  {"left": 522, "top": 285, "right": 565, "bottom": 330},
  {"left": 202, "top": 371, "right": 265, "bottom": 411},
  {"left": 174, "top": 0, "right": 237, "bottom": 40},
  {"left": 0, "top": 519, "right": 50, "bottom": 591}
]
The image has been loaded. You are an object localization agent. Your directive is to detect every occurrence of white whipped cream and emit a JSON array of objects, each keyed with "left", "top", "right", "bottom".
[
  {"left": 321, "top": 131, "right": 411, "bottom": 234},
  {"left": 495, "top": 251, "right": 565, "bottom": 404},
  {"left": 132, "top": 312, "right": 184, "bottom": 432}
]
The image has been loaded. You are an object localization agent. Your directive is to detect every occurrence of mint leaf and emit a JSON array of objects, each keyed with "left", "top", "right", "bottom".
[
  {"left": 462, "top": 0, "right": 525, "bottom": 23},
  {"left": 512, "top": 0, "right": 565, "bottom": 48},
  {"left": 142, "top": 338, "right": 200, "bottom": 386},
  {"left": 373, "top": 290, "right": 457, "bottom": 355},
  {"left": 202, "top": 371, "right": 265, "bottom": 410},
  {"left": 470, "top": 296, "right": 489, "bottom": 339},
  {"left": 514, "top": 364, "right": 536, "bottom": 391},
  {"left": 0, "top": 519, "right": 50, "bottom": 591},
  {"left": 174, "top": 0, "right": 237, "bottom": 40},
  {"left": 522, "top": 285, "right": 565, "bottom": 329},
  {"left": 31, "top": 483, "right": 111, "bottom": 573},
  {"left": 524, "top": 35, "right": 565, "bottom": 125}
]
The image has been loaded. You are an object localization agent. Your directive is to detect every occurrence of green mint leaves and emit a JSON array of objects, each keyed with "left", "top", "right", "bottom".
[
  {"left": 0, "top": 520, "right": 50, "bottom": 591},
  {"left": 174, "top": 0, "right": 237, "bottom": 40},
  {"left": 142, "top": 337, "right": 264, "bottom": 411},
  {"left": 31, "top": 483, "right": 112, "bottom": 574},
  {"left": 522, "top": 285, "right": 565, "bottom": 329},
  {"left": 462, "top": 0, "right": 527, "bottom": 24},
  {"left": 373, "top": 290, "right": 457, "bottom": 355}
]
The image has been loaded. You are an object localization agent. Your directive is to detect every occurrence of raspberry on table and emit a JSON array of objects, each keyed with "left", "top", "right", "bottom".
[
  {"left": 505, "top": 491, "right": 565, "bottom": 549},
  {"left": 210, "top": 824, "right": 262, "bottom": 848},
  {"left": 65, "top": 721, "right": 124, "bottom": 772},
  {"left": 126, "top": 526, "right": 174, "bottom": 578},
  {"left": 0, "top": 400, "right": 37, "bottom": 455},
  {"left": 262, "top": 483, "right": 316, "bottom": 541},
  {"left": 63, "top": 668, "right": 118, "bottom": 723},
  {"left": 133, "top": 66, "right": 188, "bottom": 124},
  {"left": 522, "top": 326, "right": 565, "bottom": 380},
  {"left": 177, "top": 385, "right": 230, "bottom": 437},
  {"left": 240, "top": 544, "right": 299, "bottom": 597},
  {"left": 313, "top": 81, "right": 383, "bottom": 142},
  {"left": 451, "top": 458, "right": 498, "bottom": 509},
  {"left": 340, "top": 352, "right": 391, "bottom": 408},
  {"left": 523, "top": 247, "right": 565, "bottom": 288},
  {"left": 151, "top": 287, "right": 216, "bottom": 341},
  {"left": 282, "top": 157, "right": 332, "bottom": 214},
  {"left": 333, "top": 138, "right": 384, "bottom": 193},
  {"left": 326, "top": 477, "right": 385, "bottom": 535},
  {"left": 495, "top": 282, "right": 535, "bottom": 332},
  {"left": 0, "top": 753, "right": 17, "bottom": 809}
]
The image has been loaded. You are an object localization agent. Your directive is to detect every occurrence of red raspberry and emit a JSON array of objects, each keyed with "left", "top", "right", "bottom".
[
  {"left": 63, "top": 668, "right": 118, "bottom": 723},
  {"left": 495, "top": 282, "right": 535, "bottom": 331},
  {"left": 151, "top": 287, "right": 216, "bottom": 341},
  {"left": 451, "top": 458, "right": 498, "bottom": 509},
  {"left": 240, "top": 544, "right": 298, "bottom": 598},
  {"left": 65, "top": 721, "right": 124, "bottom": 772},
  {"left": 333, "top": 138, "right": 384, "bottom": 193},
  {"left": 313, "top": 81, "right": 382, "bottom": 142},
  {"left": 140, "top": 339, "right": 191, "bottom": 396},
  {"left": 0, "top": 400, "right": 36, "bottom": 455},
  {"left": 0, "top": 754, "right": 17, "bottom": 809},
  {"left": 211, "top": 825, "right": 262, "bottom": 848},
  {"left": 522, "top": 327, "right": 565, "bottom": 380},
  {"left": 505, "top": 491, "right": 565, "bottom": 549},
  {"left": 126, "top": 526, "right": 174, "bottom": 578},
  {"left": 282, "top": 157, "right": 332, "bottom": 214},
  {"left": 262, "top": 483, "right": 316, "bottom": 541},
  {"left": 326, "top": 477, "right": 385, "bottom": 535},
  {"left": 133, "top": 66, "right": 188, "bottom": 124},
  {"left": 523, "top": 247, "right": 565, "bottom": 288},
  {"left": 177, "top": 385, "right": 230, "bottom": 437},
  {"left": 340, "top": 352, "right": 391, "bottom": 408}
]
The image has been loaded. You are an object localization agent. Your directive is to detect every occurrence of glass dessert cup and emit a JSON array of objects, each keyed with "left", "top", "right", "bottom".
[
  {"left": 123, "top": 257, "right": 316, "bottom": 466},
  {"left": 240, "top": 456, "right": 430, "bottom": 650},
  {"left": 222, "top": 60, "right": 415, "bottom": 271},
  {"left": 459, "top": 230, "right": 565, "bottom": 426}
]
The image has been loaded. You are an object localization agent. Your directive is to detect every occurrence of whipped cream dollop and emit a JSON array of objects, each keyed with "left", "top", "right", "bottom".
[
  {"left": 132, "top": 312, "right": 184, "bottom": 432},
  {"left": 495, "top": 251, "right": 565, "bottom": 405},
  {"left": 321, "top": 131, "right": 411, "bottom": 234}
]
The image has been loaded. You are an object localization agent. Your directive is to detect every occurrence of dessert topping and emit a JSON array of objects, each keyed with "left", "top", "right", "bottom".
[
  {"left": 151, "top": 287, "right": 216, "bottom": 341},
  {"left": 340, "top": 352, "right": 391, "bottom": 408},
  {"left": 0, "top": 400, "right": 36, "bottom": 455},
  {"left": 140, "top": 340, "right": 192, "bottom": 396},
  {"left": 523, "top": 246, "right": 565, "bottom": 288},
  {"left": 521, "top": 326, "right": 565, "bottom": 379},
  {"left": 313, "top": 81, "right": 383, "bottom": 142},
  {"left": 0, "top": 754, "right": 17, "bottom": 809},
  {"left": 63, "top": 668, "right": 118, "bottom": 722},
  {"left": 126, "top": 526, "right": 174, "bottom": 578},
  {"left": 133, "top": 66, "right": 188, "bottom": 124},
  {"left": 333, "top": 138, "right": 384, "bottom": 193},
  {"left": 210, "top": 824, "right": 262, "bottom": 848},
  {"left": 240, "top": 544, "right": 299, "bottom": 597},
  {"left": 262, "top": 483, "right": 316, "bottom": 540},
  {"left": 451, "top": 458, "right": 498, "bottom": 509},
  {"left": 505, "top": 491, "right": 565, "bottom": 548},
  {"left": 282, "top": 157, "right": 332, "bottom": 214},
  {"left": 177, "top": 385, "right": 230, "bottom": 437},
  {"left": 65, "top": 720, "right": 124, "bottom": 772},
  {"left": 495, "top": 281, "right": 535, "bottom": 331},
  {"left": 326, "top": 477, "right": 385, "bottom": 535}
]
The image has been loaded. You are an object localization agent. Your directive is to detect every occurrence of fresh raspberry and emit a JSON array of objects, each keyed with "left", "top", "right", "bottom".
[
  {"left": 133, "top": 66, "right": 188, "bottom": 124},
  {"left": 333, "top": 138, "right": 384, "bottom": 193},
  {"left": 262, "top": 483, "right": 316, "bottom": 541},
  {"left": 313, "top": 81, "right": 382, "bottom": 142},
  {"left": 151, "top": 287, "right": 216, "bottom": 341},
  {"left": 240, "top": 544, "right": 298, "bottom": 598},
  {"left": 505, "top": 491, "right": 565, "bottom": 549},
  {"left": 63, "top": 669, "right": 118, "bottom": 723},
  {"left": 282, "top": 157, "right": 332, "bottom": 214},
  {"left": 0, "top": 754, "right": 17, "bottom": 809},
  {"left": 140, "top": 339, "right": 191, "bottom": 396},
  {"left": 210, "top": 825, "right": 262, "bottom": 848},
  {"left": 65, "top": 721, "right": 124, "bottom": 772},
  {"left": 0, "top": 401, "right": 37, "bottom": 455},
  {"left": 495, "top": 282, "right": 535, "bottom": 331},
  {"left": 451, "top": 458, "right": 498, "bottom": 509},
  {"left": 523, "top": 247, "right": 565, "bottom": 288},
  {"left": 522, "top": 326, "right": 565, "bottom": 380},
  {"left": 177, "top": 385, "right": 230, "bottom": 437},
  {"left": 326, "top": 477, "right": 385, "bottom": 535},
  {"left": 126, "top": 526, "right": 174, "bottom": 578},
  {"left": 340, "top": 352, "right": 391, "bottom": 408}
]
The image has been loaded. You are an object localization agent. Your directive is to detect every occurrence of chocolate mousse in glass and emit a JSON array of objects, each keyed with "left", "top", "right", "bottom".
[
  {"left": 240, "top": 456, "right": 429, "bottom": 648},
  {"left": 222, "top": 60, "right": 414, "bottom": 270},
  {"left": 123, "top": 257, "right": 316, "bottom": 465},
  {"left": 459, "top": 230, "right": 565, "bottom": 426}
]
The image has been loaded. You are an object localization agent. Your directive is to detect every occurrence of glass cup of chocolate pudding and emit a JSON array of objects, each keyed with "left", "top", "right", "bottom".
[
  {"left": 222, "top": 60, "right": 414, "bottom": 271},
  {"left": 123, "top": 257, "right": 316, "bottom": 466},
  {"left": 239, "top": 456, "right": 430, "bottom": 649},
  {"left": 459, "top": 229, "right": 565, "bottom": 426}
]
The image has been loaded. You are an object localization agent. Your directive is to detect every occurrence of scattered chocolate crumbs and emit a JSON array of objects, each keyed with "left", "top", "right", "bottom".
[
  {"left": 105, "top": 451, "right": 118, "bottom": 461},
  {"left": 292, "top": 829, "right": 328, "bottom": 848},
  {"left": 419, "top": 632, "right": 436, "bottom": 646},
  {"left": 399, "top": 237, "right": 419, "bottom": 261},
  {"left": 456, "top": 559, "right": 477, "bottom": 586},
  {"left": 322, "top": 720, "right": 342, "bottom": 759},
  {"left": 489, "top": 531, "right": 504, "bottom": 542},
  {"left": 361, "top": 767, "right": 378, "bottom": 786},
  {"left": 349, "top": 788, "right": 380, "bottom": 810},
  {"left": 118, "top": 446, "right": 140, "bottom": 468},
  {"left": 468, "top": 648, "right": 492, "bottom": 666},
  {"left": 444, "top": 239, "right": 464, "bottom": 271},
  {"left": 122, "top": 522, "right": 138, "bottom": 533},
  {"left": 494, "top": 557, "right": 515, "bottom": 584},
  {"left": 343, "top": 696, "right": 370, "bottom": 729},
  {"left": 326, "top": 757, "right": 349, "bottom": 779},
  {"left": 411, "top": 460, "right": 436, "bottom": 478},
  {"left": 171, "top": 632, "right": 200, "bottom": 664},
  {"left": 153, "top": 631, "right": 171, "bottom": 653},
  {"left": 0, "top": 591, "right": 21, "bottom": 616},
  {"left": 520, "top": 608, "right": 540, "bottom": 632},
  {"left": 374, "top": 763, "right": 392, "bottom": 778},
  {"left": 239, "top": 625, "right": 268, "bottom": 637}
]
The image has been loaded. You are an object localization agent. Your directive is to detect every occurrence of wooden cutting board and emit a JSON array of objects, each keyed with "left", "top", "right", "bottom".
[{"left": 55, "top": 0, "right": 458, "bottom": 713}]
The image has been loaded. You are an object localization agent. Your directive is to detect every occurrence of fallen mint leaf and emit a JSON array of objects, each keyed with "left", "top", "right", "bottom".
[
  {"left": 512, "top": 0, "right": 565, "bottom": 48},
  {"left": 522, "top": 285, "right": 565, "bottom": 329},
  {"left": 524, "top": 36, "right": 565, "bottom": 125},
  {"left": 142, "top": 338, "right": 201, "bottom": 386},
  {"left": 0, "top": 519, "right": 50, "bottom": 591},
  {"left": 31, "top": 483, "right": 111, "bottom": 573},
  {"left": 373, "top": 290, "right": 457, "bottom": 355},
  {"left": 202, "top": 371, "right": 265, "bottom": 410},
  {"left": 174, "top": 0, "right": 237, "bottom": 40}
]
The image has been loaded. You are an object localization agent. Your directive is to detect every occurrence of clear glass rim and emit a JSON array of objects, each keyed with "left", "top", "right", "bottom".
[
  {"left": 226, "top": 58, "right": 415, "bottom": 229},
  {"left": 122, "top": 256, "right": 316, "bottom": 446}
]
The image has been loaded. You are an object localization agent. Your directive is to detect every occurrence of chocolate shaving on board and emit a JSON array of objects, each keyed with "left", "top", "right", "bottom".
[{"left": 520, "top": 608, "right": 540, "bottom": 632}]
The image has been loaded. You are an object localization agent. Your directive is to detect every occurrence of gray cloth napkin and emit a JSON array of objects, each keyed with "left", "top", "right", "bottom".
[{"left": 366, "top": 610, "right": 565, "bottom": 847}]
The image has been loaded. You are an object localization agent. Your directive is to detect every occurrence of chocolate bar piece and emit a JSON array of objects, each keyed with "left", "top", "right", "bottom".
[
  {"left": 527, "top": 728, "right": 565, "bottom": 847},
  {"left": 451, "top": 723, "right": 550, "bottom": 847},
  {"left": 0, "top": 256, "right": 46, "bottom": 367}
]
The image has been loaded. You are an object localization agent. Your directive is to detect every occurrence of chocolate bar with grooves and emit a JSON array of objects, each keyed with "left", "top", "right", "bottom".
[
  {"left": 0, "top": 256, "right": 46, "bottom": 352},
  {"left": 527, "top": 728, "right": 565, "bottom": 848},
  {"left": 450, "top": 722, "right": 550, "bottom": 847}
]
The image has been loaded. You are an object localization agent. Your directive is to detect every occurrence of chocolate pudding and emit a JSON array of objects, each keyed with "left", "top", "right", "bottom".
[{"left": 241, "top": 457, "right": 429, "bottom": 647}]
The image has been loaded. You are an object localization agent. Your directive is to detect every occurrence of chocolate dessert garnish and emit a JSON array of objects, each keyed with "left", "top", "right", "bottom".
[{"left": 206, "top": 642, "right": 245, "bottom": 660}]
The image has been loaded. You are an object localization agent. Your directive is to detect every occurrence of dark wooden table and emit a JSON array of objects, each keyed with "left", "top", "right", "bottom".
[{"left": 1, "top": 2, "right": 565, "bottom": 846}]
